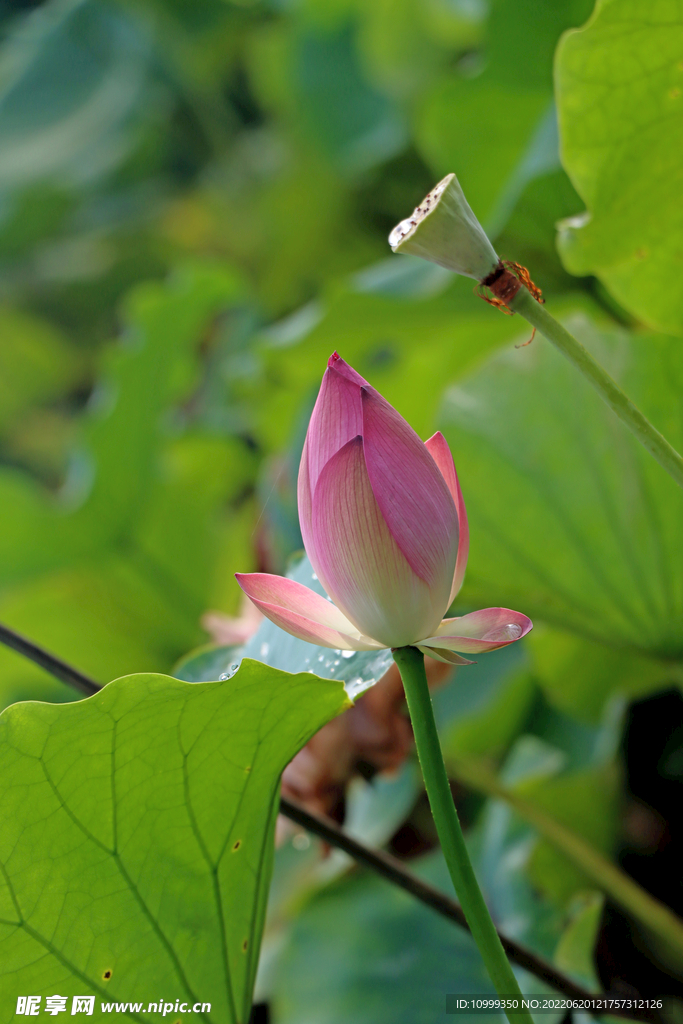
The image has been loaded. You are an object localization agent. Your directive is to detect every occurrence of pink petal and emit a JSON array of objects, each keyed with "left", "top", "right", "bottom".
[
  {"left": 310, "top": 435, "right": 445, "bottom": 648},
  {"left": 416, "top": 645, "right": 474, "bottom": 666},
  {"left": 235, "top": 572, "right": 383, "bottom": 651},
  {"left": 297, "top": 355, "right": 367, "bottom": 595},
  {"left": 325, "top": 351, "right": 370, "bottom": 388},
  {"left": 360, "top": 387, "right": 458, "bottom": 601},
  {"left": 299, "top": 353, "right": 368, "bottom": 507},
  {"left": 425, "top": 431, "right": 469, "bottom": 604},
  {"left": 421, "top": 607, "right": 533, "bottom": 654}
]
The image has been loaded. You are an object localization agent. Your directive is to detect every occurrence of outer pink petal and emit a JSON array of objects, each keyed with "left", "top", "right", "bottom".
[
  {"left": 425, "top": 431, "right": 469, "bottom": 604},
  {"left": 325, "top": 351, "right": 370, "bottom": 389},
  {"left": 360, "top": 387, "right": 457, "bottom": 607},
  {"left": 235, "top": 572, "right": 383, "bottom": 651},
  {"left": 421, "top": 607, "right": 532, "bottom": 654},
  {"left": 297, "top": 354, "right": 366, "bottom": 595},
  {"left": 311, "top": 435, "right": 445, "bottom": 648},
  {"left": 302, "top": 354, "right": 366, "bottom": 495}
]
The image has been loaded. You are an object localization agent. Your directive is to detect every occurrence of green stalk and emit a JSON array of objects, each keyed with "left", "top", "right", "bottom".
[
  {"left": 392, "top": 645, "right": 533, "bottom": 1023},
  {"left": 510, "top": 288, "right": 683, "bottom": 490}
]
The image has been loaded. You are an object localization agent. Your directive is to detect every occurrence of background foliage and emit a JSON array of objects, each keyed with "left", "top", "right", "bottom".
[{"left": 0, "top": 0, "right": 682, "bottom": 1020}]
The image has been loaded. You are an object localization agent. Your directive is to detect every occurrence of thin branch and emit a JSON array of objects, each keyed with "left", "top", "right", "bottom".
[
  {"left": 0, "top": 621, "right": 657, "bottom": 1020},
  {"left": 280, "top": 795, "right": 603, "bottom": 1005},
  {"left": 0, "top": 622, "right": 99, "bottom": 696}
]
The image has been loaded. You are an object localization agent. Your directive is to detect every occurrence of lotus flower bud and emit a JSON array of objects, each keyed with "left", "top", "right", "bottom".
[
  {"left": 389, "top": 173, "right": 499, "bottom": 281},
  {"left": 237, "top": 354, "right": 531, "bottom": 664}
]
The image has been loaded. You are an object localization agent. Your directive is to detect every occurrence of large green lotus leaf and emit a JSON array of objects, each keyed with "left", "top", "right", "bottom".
[
  {"left": 0, "top": 661, "right": 349, "bottom": 1021},
  {"left": 440, "top": 314, "right": 683, "bottom": 660},
  {"left": 555, "top": 0, "right": 683, "bottom": 334},
  {"left": 529, "top": 625, "right": 669, "bottom": 724}
]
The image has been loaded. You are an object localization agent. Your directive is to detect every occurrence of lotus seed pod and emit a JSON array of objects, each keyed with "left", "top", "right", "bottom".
[{"left": 389, "top": 173, "right": 499, "bottom": 281}]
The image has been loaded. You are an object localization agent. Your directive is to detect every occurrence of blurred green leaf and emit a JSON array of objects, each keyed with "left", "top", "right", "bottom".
[
  {"left": 529, "top": 625, "right": 669, "bottom": 724},
  {"left": 556, "top": 0, "right": 683, "bottom": 333},
  {"left": 553, "top": 893, "right": 603, "bottom": 991},
  {"left": 0, "top": 264, "right": 249, "bottom": 708},
  {"left": 415, "top": 0, "right": 592, "bottom": 235},
  {"left": 271, "top": 855, "right": 508, "bottom": 1024},
  {"left": 435, "top": 641, "right": 535, "bottom": 760},
  {"left": 0, "top": 660, "right": 349, "bottom": 1018},
  {"left": 295, "top": 24, "right": 406, "bottom": 174},
  {"left": 0, "top": 305, "right": 83, "bottom": 435},
  {"left": 440, "top": 312, "right": 683, "bottom": 664},
  {"left": 0, "top": 0, "right": 149, "bottom": 190},
  {"left": 523, "top": 767, "right": 618, "bottom": 905},
  {"left": 255, "top": 276, "right": 526, "bottom": 453},
  {"left": 272, "top": 811, "right": 588, "bottom": 1023}
]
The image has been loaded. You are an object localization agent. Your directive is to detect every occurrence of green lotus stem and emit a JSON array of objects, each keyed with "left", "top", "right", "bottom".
[
  {"left": 393, "top": 646, "right": 533, "bottom": 1023},
  {"left": 510, "top": 288, "right": 683, "bottom": 490}
]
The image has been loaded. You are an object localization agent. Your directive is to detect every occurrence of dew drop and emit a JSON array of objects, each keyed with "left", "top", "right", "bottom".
[
  {"left": 488, "top": 623, "right": 523, "bottom": 641},
  {"left": 219, "top": 672, "right": 230, "bottom": 681},
  {"left": 292, "top": 832, "right": 310, "bottom": 851}
]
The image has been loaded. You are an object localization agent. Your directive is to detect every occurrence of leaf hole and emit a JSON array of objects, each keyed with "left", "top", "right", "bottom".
[
  {"left": 102, "top": 969, "right": 112, "bottom": 980},
  {"left": 242, "top": 938, "right": 248, "bottom": 952},
  {"left": 232, "top": 839, "right": 241, "bottom": 851}
]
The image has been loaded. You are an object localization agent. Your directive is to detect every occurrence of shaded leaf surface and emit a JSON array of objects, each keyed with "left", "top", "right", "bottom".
[
  {"left": 440, "top": 314, "right": 683, "bottom": 658},
  {"left": 556, "top": 0, "right": 683, "bottom": 332},
  {"left": 0, "top": 660, "right": 349, "bottom": 1021}
]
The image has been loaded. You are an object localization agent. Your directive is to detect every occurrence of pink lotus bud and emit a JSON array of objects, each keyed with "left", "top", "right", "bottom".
[{"left": 237, "top": 354, "right": 531, "bottom": 663}]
